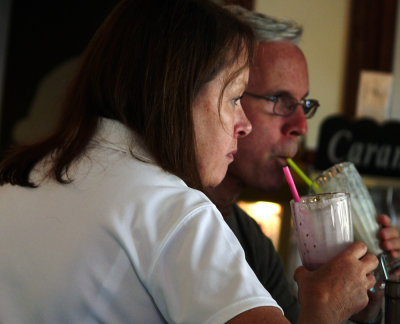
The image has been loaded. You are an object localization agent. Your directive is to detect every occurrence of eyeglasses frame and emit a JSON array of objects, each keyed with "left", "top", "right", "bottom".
[{"left": 243, "top": 91, "right": 319, "bottom": 119}]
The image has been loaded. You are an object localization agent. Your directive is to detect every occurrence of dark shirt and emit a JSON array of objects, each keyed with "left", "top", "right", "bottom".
[{"left": 226, "top": 204, "right": 300, "bottom": 324}]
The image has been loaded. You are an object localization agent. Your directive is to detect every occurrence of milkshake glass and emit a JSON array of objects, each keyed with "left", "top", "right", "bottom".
[
  {"left": 311, "top": 162, "right": 381, "bottom": 255},
  {"left": 311, "top": 162, "right": 396, "bottom": 291},
  {"left": 290, "top": 192, "right": 353, "bottom": 270}
]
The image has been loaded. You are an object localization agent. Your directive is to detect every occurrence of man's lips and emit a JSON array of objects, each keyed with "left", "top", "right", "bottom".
[{"left": 275, "top": 156, "right": 292, "bottom": 166}]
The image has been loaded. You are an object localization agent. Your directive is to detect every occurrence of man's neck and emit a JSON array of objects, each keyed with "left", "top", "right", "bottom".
[{"left": 205, "top": 173, "right": 245, "bottom": 219}]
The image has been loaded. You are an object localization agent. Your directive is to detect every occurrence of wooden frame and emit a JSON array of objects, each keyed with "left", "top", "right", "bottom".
[{"left": 341, "top": 0, "right": 398, "bottom": 118}]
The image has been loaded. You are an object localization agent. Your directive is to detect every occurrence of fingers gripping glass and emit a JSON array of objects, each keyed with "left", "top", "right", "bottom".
[{"left": 244, "top": 92, "right": 319, "bottom": 119}]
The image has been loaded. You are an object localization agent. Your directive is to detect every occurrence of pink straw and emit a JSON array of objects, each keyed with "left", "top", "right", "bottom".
[{"left": 283, "top": 166, "right": 301, "bottom": 202}]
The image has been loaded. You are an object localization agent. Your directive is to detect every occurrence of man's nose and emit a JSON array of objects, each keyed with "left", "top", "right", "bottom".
[{"left": 282, "top": 106, "right": 308, "bottom": 137}]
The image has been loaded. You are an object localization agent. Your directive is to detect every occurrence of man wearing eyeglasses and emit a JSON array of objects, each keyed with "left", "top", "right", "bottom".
[{"left": 206, "top": 5, "right": 400, "bottom": 324}]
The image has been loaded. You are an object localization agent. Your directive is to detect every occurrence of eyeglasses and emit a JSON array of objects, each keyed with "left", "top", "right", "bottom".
[{"left": 243, "top": 92, "right": 319, "bottom": 119}]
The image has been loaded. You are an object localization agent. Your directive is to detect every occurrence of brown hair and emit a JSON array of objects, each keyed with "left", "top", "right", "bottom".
[{"left": 0, "top": 0, "right": 255, "bottom": 190}]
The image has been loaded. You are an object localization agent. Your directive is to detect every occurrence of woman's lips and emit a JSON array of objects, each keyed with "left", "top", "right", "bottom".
[{"left": 227, "top": 150, "right": 237, "bottom": 162}]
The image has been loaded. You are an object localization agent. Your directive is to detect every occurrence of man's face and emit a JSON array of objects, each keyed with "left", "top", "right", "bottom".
[{"left": 228, "top": 41, "right": 309, "bottom": 192}]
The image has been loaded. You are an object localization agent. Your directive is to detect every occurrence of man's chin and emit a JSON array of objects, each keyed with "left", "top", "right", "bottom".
[
  {"left": 250, "top": 174, "right": 286, "bottom": 193},
  {"left": 256, "top": 182, "right": 284, "bottom": 193}
]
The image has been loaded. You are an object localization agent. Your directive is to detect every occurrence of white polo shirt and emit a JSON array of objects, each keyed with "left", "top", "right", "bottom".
[{"left": 0, "top": 118, "right": 281, "bottom": 323}]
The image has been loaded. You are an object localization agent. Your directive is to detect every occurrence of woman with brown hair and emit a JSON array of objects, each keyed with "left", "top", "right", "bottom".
[
  {"left": 0, "top": 0, "right": 382, "bottom": 322},
  {"left": 0, "top": 0, "right": 291, "bottom": 323}
]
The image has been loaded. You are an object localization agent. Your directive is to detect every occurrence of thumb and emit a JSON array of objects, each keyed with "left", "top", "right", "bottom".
[
  {"left": 335, "top": 241, "right": 367, "bottom": 260},
  {"left": 294, "top": 265, "right": 308, "bottom": 283}
]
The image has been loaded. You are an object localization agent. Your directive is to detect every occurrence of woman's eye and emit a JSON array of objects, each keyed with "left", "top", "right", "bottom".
[{"left": 233, "top": 95, "right": 243, "bottom": 106}]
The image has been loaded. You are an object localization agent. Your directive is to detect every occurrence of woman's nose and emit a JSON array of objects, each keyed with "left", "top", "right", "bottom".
[{"left": 235, "top": 107, "right": 252, "bottom": 138}]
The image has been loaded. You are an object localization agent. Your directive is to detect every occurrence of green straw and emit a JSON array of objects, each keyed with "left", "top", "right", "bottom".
[{"left": 286, "top": 158, "right": 320, "bottom": 192}]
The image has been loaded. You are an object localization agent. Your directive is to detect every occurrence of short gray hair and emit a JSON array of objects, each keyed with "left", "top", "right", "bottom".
[{"left": 225, "top": 5, "right": 302, "bottom": 44}]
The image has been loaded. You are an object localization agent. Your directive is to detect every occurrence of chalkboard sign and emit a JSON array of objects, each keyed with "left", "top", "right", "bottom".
[{"left": 315, "top": 115, "right": 400, "bottom": 177}]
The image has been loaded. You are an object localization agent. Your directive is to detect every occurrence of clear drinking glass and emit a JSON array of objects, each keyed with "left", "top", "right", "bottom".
[
  {"left": 311, "top": 162, "right": 381, "bottom": 255},
  {"left": 290, "top": 192, "right": 354, "bottom": 271},
  {"left": 311, "top": 162, "right": 400, "bottom": 291}
]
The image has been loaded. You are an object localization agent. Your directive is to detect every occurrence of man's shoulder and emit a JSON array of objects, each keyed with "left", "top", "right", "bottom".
[
  {"left": 230, "top": 204, "right": 264, "bottom": 231},
  {"left": 227, "top": 203, "right": 274, "bottom": 246}
]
